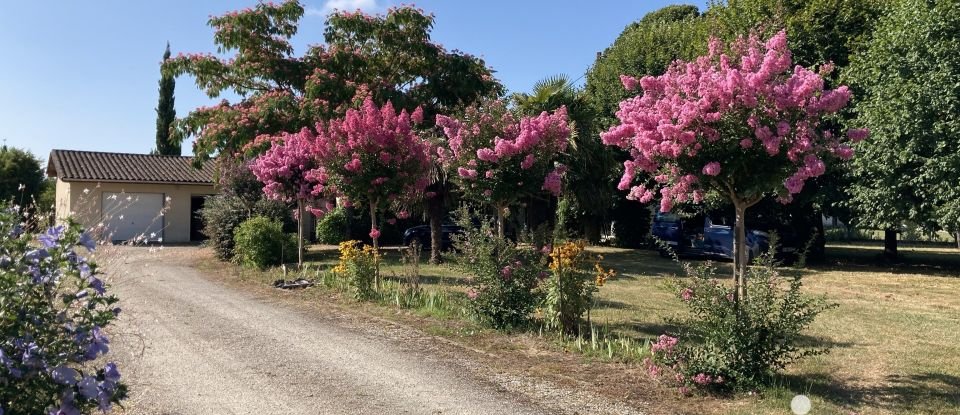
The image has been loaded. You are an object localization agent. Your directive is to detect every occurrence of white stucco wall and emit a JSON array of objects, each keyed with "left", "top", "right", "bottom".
[{"left": 55, "top": 180, "right": 216, "bottom": 243}]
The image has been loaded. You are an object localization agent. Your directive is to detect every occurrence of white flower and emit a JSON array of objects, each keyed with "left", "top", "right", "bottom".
[
  {"left": 150, "top": 232, "right": 157, "bottom": 238},
  {"left": 165, "top": 196, "right": 172, "bottom": 202},
  {"left": 17, "top": 184, "right": 25, "bottom": 191},
  {"left": 118, "top": 215, "right": 124, "bottom": 220},
  {"left": 83, "top": 188, "right": 90, "bottom": 194}
]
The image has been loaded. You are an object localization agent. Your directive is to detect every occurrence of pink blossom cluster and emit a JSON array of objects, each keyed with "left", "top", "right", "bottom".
[
  {"left": 436, "top": 100, "right": 571, "bottom": 208},
  {"left": 602, "top": 31, "right": 868, "bottom": 211},
  {"left": 249, "top": 128, "right": 327, "bottom": 205},
  {"left": 314, "top": 97, "right": 433, "bottom": 219},
  {"left": 651, "top": 334, "right": 679, "bottom": 354},
  {"left": 680, "top": 287, "right": 694, "bottom": 301}
]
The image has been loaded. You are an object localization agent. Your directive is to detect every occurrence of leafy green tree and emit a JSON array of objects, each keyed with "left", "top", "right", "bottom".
[
  {"left": 0, "top": 146, "right": 44, "bottom": 205},
  {"left": 153, "top": 42, "right": 179, "bottom": 156},
  {"left": 584, "top": 11, "right": 707, "bottom": 130},
  {"left": 638, "top": 4, "right": 700, "bottom": 24},
  {"left": 512, "top": 75, "right": 617, "bottom": 242},
  {"left": 845, "top": 0, "right": 960, "bottom": 257}
]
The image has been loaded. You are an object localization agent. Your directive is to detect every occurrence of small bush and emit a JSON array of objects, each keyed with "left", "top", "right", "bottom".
[
  {"left": 316, "top": 207, "right": 349, "bottom": 244},
  {"left": 331, "top": 240, "right": 377, "bottom": 300},
  {"left": 647, "top": 255, "right": 836, "bottom": 392},
  {"left": 543, "top": 241, "right": 615, "bottom": 333},
  {"left": 233, "top": 216, "right": 296, "bottom": 269},
  {"left": 0, "top": 209, "right": 126, "bottom": 413},
  {"left": 451, "top": 207, "right": 546, "bottom": 329},
  {"left": 201, "top": 195, "right": 293, "bottom": 260}
]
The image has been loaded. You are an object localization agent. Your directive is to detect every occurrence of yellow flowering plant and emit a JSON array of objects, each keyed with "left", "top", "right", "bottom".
[
  {"left": 543, "top": 241, "right": 615, "bottom": 334},
  {"left": 332, "top": 240, "right": 378, "bottom": 300}
]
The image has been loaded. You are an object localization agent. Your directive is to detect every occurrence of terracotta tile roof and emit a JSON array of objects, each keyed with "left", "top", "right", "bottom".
[{"left": 47, "top": 149, "right": 215, "bottom": 185}]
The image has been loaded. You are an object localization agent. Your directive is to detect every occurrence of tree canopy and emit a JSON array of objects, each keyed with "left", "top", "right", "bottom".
[
  {"left": 0, "top": 146, "right": 44, "bottom": 205},
  {"left": 166, "top": 1, "right": 501, "bottom": 163},
  {"left": 845, "top": 0, "right": 960, "bottom": 236}
]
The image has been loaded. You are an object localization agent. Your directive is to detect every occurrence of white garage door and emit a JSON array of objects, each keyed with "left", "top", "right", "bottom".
[{"left": 102, "top": 192, "right": 164, "bottom": 242}]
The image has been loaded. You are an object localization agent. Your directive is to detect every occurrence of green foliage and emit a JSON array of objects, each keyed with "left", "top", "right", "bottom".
[
  {"left": 706, "top": 0, "right": 886, "bottom": 68},
  {"left": 316, "top": 206, "right": 349, "bottom": 244},
  {"left": 584, "top": 11, "right": 708, "bottom": 129},
  {"left": 201, "top": 194, "right": 292, "bottom": 261},
  {"left": 0, "top": 146, "right": 44, "bottom": 205},
  {"left": 513, "top": 76, "right": 619, "bottom": 229},
  {"left": 154, "top": 43, "right": 179, "bottom": 156},
  {"left": 648, "top": 257, "right": 836, "bottom": 392},
  {"left": 233, "top": 216, "right": 296, "bottom": 269},
  {"left": 450, "top": 207, "right": 546, "bottom": 329},
  {"left": 638, "top": 4, "right": 700, "bottom": 25},
  {"left": 845, "top": 0, "right": 960, "bottom": 235}
]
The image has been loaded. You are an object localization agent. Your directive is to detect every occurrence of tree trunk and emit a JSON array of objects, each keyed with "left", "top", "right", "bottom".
[
  {"left": 955, "top": 231, "right": 959, "bottom": 251},
  {"left": 369, "top": 202, "right": 380, "bottom": 289},
  {"left": 426, "top": 190, "right": 444, "bottom": 264},
  {"left": 884, "top": 228, "right": 898, "bottom": 260},
  {"left": 733, "top": 201, "right": 748, "bottom": 303},
  {"left": 496, "top": 205, "right": 506, "bottom": 239},
  {"left": 583, "top": 215, "right": 602, "bottom": 244},
  {"left": 296, "top": 199, "right": 305, "bottom": 268}
]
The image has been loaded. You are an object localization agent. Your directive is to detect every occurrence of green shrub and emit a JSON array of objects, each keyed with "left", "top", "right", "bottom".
[
  {"left": 647, "top": 255, "right": 836, "bottom": 392},
  {"left": 201, "top": 195, "right": 293, "bottom": 261},
  {"left": 451, "top": 207, "right": 546, "bottom": 329},
  {"left": 316, "top": 207, "right": 349, "bottom": 244},
  {"left": 233, "top": 216, "right": 296, "bottom": 269}
]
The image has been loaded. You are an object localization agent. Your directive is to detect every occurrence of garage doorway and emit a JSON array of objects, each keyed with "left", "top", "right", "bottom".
[
  {"left": 101, "top": 192, "right": 164, "bottom": 242},
  {"left": 190, "top": 196, "right": 208, "bottom": 241}
]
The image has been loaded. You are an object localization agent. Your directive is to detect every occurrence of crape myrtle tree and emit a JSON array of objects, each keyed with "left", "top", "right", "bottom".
[
  {"left": 845, "top": 0, "right": 960, "bottom": 255},
  {"left": 249, "top": 130, "right": 327, "bottom": 266},
  {"left": 313, "top": 98, "right": 433, "bottom": 253},
  {"left": 166, "top": 1, "right": 499, "bottom": 261},
  {"left": 706, "top": 0, "right": 888, "bottom": 258},
  {"left": 437, "top": 99, "right": 571, "bottom": 237},
  {"left": 602, "top": 31, "right": 867, "bottom": 301}
]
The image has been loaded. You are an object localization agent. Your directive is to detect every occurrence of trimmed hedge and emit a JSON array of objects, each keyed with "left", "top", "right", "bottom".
[{"left": 233, "top": 216, "right": 297, "bottom": 269}]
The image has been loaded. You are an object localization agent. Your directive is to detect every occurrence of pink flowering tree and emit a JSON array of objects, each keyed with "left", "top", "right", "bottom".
[
  {"left": 315, "top": 98, "right": 433, "bottom": 251},
  {"left": 436, "top": 100, "right": 571, "bottom": 237},
  {"left": 602, "top": 31, "right": 868, "bottom": 301},
  {"left": 250, "top": 129, "right": 329, "bottom": 266}
]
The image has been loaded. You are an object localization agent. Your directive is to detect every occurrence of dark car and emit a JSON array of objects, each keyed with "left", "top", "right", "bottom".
[
  {"left": 402, "top": 223, "right": 463, "bottom": 249},
  {"left": 652, "top": 212, "right": 770, "bottom": 261}
]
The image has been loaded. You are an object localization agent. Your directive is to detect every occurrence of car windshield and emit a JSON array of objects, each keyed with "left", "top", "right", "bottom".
[{"left": 656, "top": 212, "right": 681, "bottom": 222}]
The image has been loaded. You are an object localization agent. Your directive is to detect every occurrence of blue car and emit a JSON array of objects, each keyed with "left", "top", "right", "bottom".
[{"left": 652, "top": 212, "right": 769, "bottom": 261}]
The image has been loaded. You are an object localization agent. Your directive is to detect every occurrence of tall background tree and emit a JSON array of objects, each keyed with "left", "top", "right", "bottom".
[
  {"left": 845, "top": 0, "right": 960, "bottom": 256},
  {"left": 153, "top": 42, "right": 179, "bottom": 156},
  {"left": 0, "top": 145, "right": 44, "bottom": 206}
]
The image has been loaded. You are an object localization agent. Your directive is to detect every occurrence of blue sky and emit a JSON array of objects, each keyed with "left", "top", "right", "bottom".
[{"left": 0, "top": 0, "right": 705, "bottom": 162}]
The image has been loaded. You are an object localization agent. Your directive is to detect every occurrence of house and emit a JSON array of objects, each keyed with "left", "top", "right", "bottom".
[{"left": 46, "top": 149, "right": 217, "bottom": 243}]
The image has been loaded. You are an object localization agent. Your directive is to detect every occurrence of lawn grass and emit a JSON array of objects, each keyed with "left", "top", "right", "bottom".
[{"left": 232, "top": 242, "right": 960, "bottom": 414}]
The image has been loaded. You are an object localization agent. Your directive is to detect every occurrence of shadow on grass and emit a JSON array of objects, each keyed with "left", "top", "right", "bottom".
[
  {"left": 776, "top": 371, "right": 960, "bottom": 413},
  {"left": 818, "top": 244, "right": 960, "bottom": 277}
]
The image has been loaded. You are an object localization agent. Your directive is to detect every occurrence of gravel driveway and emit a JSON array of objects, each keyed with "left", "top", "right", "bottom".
[{"left": 105, "top": 246, "right": 642, "bottom": 415}]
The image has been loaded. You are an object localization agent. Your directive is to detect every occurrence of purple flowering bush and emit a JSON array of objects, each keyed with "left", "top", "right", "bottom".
[
  {"left": 450, "top": 207, "right": 547, "bottom": 329},
  {"left": 646, "top": 256, "right": 835, "bottom": 393},
  {"left": 0, "top": 207, "right": 126, "bottom": 414}
]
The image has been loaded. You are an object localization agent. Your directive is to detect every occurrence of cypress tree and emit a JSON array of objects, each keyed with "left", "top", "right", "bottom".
[{"left": 154, "top": 42, "right": 179, "bottom": 155}]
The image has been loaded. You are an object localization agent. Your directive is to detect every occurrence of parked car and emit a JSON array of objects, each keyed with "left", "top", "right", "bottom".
[
  {"left": 402, "top": 222, "right": 463, "bottom": 249},
  {"left": 652, "top": 212, "right": 771, "bottom": 261}
]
